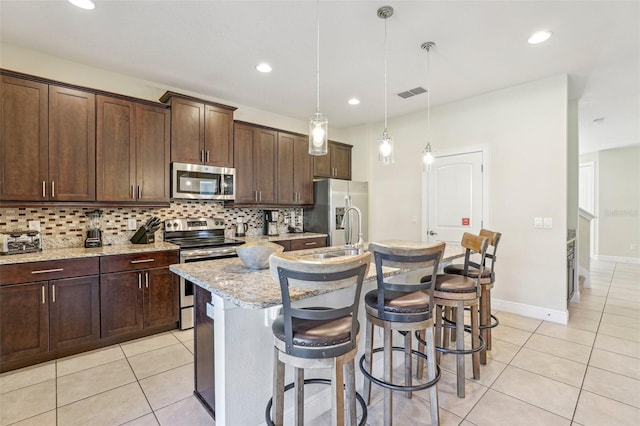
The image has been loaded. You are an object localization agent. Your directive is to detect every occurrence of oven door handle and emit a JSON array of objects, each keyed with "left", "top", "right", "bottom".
[{"left": 181, "top": 248, "right": 238, "bottom": 261}]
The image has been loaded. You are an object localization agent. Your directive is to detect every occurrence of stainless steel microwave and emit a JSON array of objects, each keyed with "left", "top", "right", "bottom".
[{"left": 171, "top": 162, "right": 235, "bottom": 200}]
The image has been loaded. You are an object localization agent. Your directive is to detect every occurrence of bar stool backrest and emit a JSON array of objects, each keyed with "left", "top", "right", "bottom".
[
  {"left": 460, "top": 233, "right": 490, "bottom": 296},
  {"left": 479, "top": 229, "right": 502, "bottom": 282},
  {"left": 368, "top": 241, "right": 446, "bottom": 322},
  {"left": 269, "top": 252, "right": 371, "bottom": 358}
]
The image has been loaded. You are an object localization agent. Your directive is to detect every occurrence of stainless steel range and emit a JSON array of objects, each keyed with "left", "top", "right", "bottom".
[{"left": 164, "top": 217, "right": 243, "bottom": 330}]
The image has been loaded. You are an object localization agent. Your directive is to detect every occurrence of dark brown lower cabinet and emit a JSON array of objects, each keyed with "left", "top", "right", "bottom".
[
  {"left": 194, "top": 285, "right": 215, "bottom": 416},
  {"left": 0, "top": 275, "right": 100, "bottom": 364},
  {"left": 100, "top": 271, "right": 144, "bottom": 338}
]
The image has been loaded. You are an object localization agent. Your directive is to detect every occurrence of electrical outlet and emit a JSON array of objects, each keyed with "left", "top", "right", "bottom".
[
  {"left": 127, "top": 219, "right": 137, "bottom": 230},
  {"left": 543, "top": 217, "right": 553, "bottom": 229},
  {"left": 534, "top": 217, "right": 542, "bottom": 228},
  {"left": 28, "top": 220, "right": 41, "bottom": 231},
  {"left": 411, "top": 215, "right": 418, "bottom": 224}
]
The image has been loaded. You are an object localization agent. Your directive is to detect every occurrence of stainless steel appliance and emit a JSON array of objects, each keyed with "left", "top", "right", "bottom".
[
  {"left": 171, "top": 162, "right": 235, "bottom": 200},
  {"left": 164, "top": 217, "right": 243, "bottom": 329},
  {"left": 263, "top": 210, "right": 278, "bottom": 236},
  {"left": 0, "top": 230, "right": 42, "bottom": 255},
  {"left": 303, "top": 179, "right": 368, "bottom": 246},
  {"left": 84, "top": 209, "right": 103, "bottom": 248}
]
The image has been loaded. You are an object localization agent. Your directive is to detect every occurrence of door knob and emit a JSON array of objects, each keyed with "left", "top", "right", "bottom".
[{"left": 429, "top": 230, "right": 438, "bottom": 236}]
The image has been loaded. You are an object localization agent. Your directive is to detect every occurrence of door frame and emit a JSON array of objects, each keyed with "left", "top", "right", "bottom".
[{"left": 421, "top": 144, "right": 491, "bottom": 242}]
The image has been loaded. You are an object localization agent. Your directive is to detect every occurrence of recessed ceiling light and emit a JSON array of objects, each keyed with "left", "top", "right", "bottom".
[
  {"left": 68, "top": 0, "right": 95, "bottom": 10},
  {"left": 528, "top": 31, "right": 552, "bottom": 44},
  {"left": 348, "top": 98, "right": 360, "bottom": 105},
  {"left": 256, "top": 63, "right": 272, "bottom": 73}
]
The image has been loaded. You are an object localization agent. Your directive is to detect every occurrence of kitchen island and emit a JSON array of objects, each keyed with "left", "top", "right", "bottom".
[{"left": 169, "top": 242, "right": 464, "bottom": 426}]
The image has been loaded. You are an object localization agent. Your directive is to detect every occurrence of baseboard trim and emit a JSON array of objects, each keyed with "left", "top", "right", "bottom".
[
  {"left": 594, "top": 255, "right": 640, "bottom": 264},
  {"left": 578, "top": 265, "right": 590, "bottom": 288},
  {"left": 492, "top": 298, "right": 568, "bottom": 325}
]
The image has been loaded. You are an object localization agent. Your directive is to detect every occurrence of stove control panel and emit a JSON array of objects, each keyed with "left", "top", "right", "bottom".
[{"left": 165, "top": 217, "right": 225, "bottom": 232}]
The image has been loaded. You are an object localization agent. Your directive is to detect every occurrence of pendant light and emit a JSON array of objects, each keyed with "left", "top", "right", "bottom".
[
  {"left": 309, "top": 0, "right": 328, "bottom": 155},
  {"left": 421, "top": 41, "right": 436, "bottom": 169},
  {"left": 378, "top": 6, "right": 394, "bottom": 165}
]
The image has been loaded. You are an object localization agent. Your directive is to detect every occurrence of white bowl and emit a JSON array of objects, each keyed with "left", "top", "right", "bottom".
[{"left": 236, "top": 241, "right": 284, "bottom": 270}]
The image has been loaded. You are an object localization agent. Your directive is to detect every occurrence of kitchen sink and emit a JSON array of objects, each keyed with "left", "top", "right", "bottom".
[{"left": 299, "top": 248, "right": 362, "bottom": 260}]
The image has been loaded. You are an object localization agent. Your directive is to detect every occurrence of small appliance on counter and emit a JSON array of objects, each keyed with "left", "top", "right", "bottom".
[
  {"left": 131, "top": 217, "right": 162, "bottom": 244},
  {"left": 84, "top": 209, "right": 103, "bottom": 248},
  {"left": 263, "top": 210, "right": 278, "bottom": 236},
  {"left": 0, "top": 230, "right": 42, "bottom": 255},
  {"left": 235, "top": 218, "right": 248, "bottom": 237}
]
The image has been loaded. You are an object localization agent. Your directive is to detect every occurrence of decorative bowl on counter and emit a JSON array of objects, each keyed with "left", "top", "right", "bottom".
[{"left": 236, "top": 241, "right": 284, "bottom": 270}]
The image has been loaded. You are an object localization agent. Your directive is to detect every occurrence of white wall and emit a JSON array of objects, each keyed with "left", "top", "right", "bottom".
[
  {"left": 0, "top": 43, "right": 349, "bottom": 141},
  {"left": 342, "top": 75, "right": 571, "bottom": 319}
]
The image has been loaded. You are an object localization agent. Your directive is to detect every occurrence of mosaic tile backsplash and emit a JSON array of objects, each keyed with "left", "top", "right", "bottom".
[{"left": 0, "top": 201, "right": 304, "bottom": 249}]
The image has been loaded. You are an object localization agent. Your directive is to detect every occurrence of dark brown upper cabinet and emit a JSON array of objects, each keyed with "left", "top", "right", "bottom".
[
  {"left": 313, "top": 141, "right": 352, "bottom": 180},
  {"left": 0, "top": 76, "right": 96, "bottom": 201},
  {"left": 234, "top": 122, "right": 278, "bottom": 204},
  {"left": 96, "top": 96, "right": 170, "bottom": 202},
  {"left": 160, "top": 92, "right": 236, "bottom": 168},
  {"left": 277, "top": 132, "right": 313, "bottom": 205}
]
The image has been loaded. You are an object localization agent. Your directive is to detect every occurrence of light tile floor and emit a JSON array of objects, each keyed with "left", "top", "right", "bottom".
[{"left": 1, "top": 260, "right": 638, "bottom": 425}]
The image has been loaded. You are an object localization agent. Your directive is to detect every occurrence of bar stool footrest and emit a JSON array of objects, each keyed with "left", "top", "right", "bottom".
[
  {"left": 441, "top": 308, "right": 500, "bottom": 330},
  {"left": 359, "top": 346, "right": 441, "bottom": 393},
  {"left": 434, "top": 326, "right": 486, "bottom": 355},
  {"left": 265, "top": 378, "right": 368, "bottom": 426}
]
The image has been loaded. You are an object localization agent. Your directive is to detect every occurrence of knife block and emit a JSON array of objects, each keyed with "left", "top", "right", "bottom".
[{"left": 130, "top": 226, "right": 155, "bottom": 244}]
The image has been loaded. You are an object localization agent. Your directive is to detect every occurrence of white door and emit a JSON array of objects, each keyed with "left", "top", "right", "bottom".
[{"left": 424, "top": 151, "right": 484, "bottom": 244}]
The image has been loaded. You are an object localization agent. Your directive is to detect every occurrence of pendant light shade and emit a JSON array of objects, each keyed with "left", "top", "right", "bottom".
[
  {"left": 421, "top": 41, "right": 436, "bottom": 170},
  {"left": 378, "top": 6, "right": 394, "bottom": 165},
  {"left": 309, "top": 0, "right": 328, "bottom": 155}
]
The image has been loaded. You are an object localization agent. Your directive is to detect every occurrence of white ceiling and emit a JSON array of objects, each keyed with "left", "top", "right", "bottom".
[{"left": 1, "top": 0, "right": 638, "bottom": 154}]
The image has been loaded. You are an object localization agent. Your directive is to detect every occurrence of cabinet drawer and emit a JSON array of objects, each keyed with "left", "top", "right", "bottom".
[
  {"left": 290, "top": 237, "right": 327, "bottom": 251},
  {"left": 0, "top": 258, "right": 99, "bottom": 286},
  {"left": 100, "top": 250, "right": 179, "bottom": 273}
]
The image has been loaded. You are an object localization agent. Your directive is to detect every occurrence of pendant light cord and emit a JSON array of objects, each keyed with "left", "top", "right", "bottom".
[
  {"left": 426, "top": 46, "right": 430, "bottom": 140},
  {"left": 316, "top": 0, "right": 320, "bottom": 113},
  {"left": 383, "top": 16, "right": 388, "bottom": 132}
]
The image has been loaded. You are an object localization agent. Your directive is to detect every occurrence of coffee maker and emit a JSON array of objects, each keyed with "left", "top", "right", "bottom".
[
  {"left": 263, "top": 211, "right": 278, "bottom": 236},
  {"left": 84, "top": 209, "right": 103, "bottom": 248}
]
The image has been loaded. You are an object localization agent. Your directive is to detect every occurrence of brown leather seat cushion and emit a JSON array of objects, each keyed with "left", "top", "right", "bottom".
[
  {"left": 443, "top": 264, "right": 490, "bottom": 278},
  {"left": 434, "top": 274, "right": 477, "bottom": 293},
  {"left": 364, "top": 289, "right": 431, "bottom": 314},
  {"left": 272, "top": 309, "right": 358, "bottom": 347}
]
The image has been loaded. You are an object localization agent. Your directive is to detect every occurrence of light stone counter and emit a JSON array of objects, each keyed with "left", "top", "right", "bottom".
[
  {"left": 0, "top": 242, "right": 179, "bottom": 265},
  {"left": 169, "top": 241, "right": 464, "bottom": 426}
]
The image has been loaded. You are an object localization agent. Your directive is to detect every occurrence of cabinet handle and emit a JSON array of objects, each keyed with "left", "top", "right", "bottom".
[
  {"left": 130, "top": 259, "right": 154, "bottom": 264},
  {"left": 138, "top": 273, "right": 142, "bottom": 289},
  {"left": 304, "top": 242, "right": 318, "bottom": 246},
  {"left": 51, "top": 181, "right": 55, "bottom": 198},
  {"left": 259, "top": 191, "right": 262, "bottom": 202},
  {"left": 130, "top": 185, "right": 134, "bottom": 199},
  {"left": 145, "top": 272, "right": 149, "bottom": 288},
  {"left": 41, "top": 285, "right": 46, "bottom": 304},
  {"left": 137, "top": 185, "right": 141, "bottom": 199},
  {"left": 206, "top": 150, "right": 210, "bottom": 163},
  {"left": 42, "top": 181, "right": 46, "bottom": 198},
  {"left": 200, "top": 150, "right": 204, "bottom": 163},
  {"left": 32, "top": 268, "right": 64, "bottom": 274},
  {"left": 52, "top": 284, "right": 56, "bottom": 303},
  {"left": 255, "top": 191, "right": 258, "bottom": 202}
]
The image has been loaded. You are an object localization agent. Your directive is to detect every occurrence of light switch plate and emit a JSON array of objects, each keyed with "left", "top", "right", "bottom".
[
  {"left": 543, "top": 217, "right": 553, "bottom": 229},
  {"left": 534, "top": 217, "right": 542, "bottom": 228},
  {"left": 127, "top": 218, "right": 137, "bottom": 230},
  {"left": 28, "top": 220, "right": 41, "bottom": 231}
]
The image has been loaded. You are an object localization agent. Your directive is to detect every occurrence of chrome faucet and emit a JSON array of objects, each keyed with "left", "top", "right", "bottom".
[{"left": 341, "top": 206, "right": 363, "bottom": 254}]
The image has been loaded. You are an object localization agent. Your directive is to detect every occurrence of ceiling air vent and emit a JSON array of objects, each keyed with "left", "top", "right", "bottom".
[{"left": 397, "top": 87, "right": 427, "bottom": 99}]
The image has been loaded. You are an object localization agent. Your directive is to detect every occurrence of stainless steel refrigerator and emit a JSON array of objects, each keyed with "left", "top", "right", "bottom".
[{"left": 303, "top": 179, "right": 368, "bottom": 246}]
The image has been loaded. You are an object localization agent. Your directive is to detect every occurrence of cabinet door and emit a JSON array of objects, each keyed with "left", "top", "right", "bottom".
[
  {"left": 0, "top": 76, "right": 48, "bottom": 201},
  {"left": 254, "top": 128, "right": 278, "bottom": 204},
  {"left": 0, "top": 282, "right": 49, "bottom": 363},
  {"left": 204, "top": 105, "right": 234, "bottom": 167},
  {"left": 170, "top": 98, "right": 204, "bottom": 163},
  {"left": 332, "top": 143, "right": 352, "bottom": 180},
  {"left": 290, "top": 237, "right": 327, "bottom": 251},
  {"left": 100, "top": 271, "right": 143, "bottom": 338},
  {"left": 194, "top": 285, "right": 215, "bottom": 413},
  {"left": 136, "top": 104, "right": 170, "bottom": 202},
  {"left": 277, "top": 133, "right": 296, "bottom": 204},
  {"left": 49, "top": 275, "right": 100, "bottom": 350},
  {"left": 293, "top": 135, "right": 313, "bottom": 204},
  {"left": 96, "top": 96, "right": 136, "bottom": 201},
  {"left": 48, "top": 85, "right": 96, "bottom": 201},
  {"left": 313, "top": 147, "right": 332, "bottom": 178},
  {"left": 143, "top": 267, "right": 179, "bottom": 328},
  {"left": 233, "top": 123, "right": 257, "bottom": 203}
]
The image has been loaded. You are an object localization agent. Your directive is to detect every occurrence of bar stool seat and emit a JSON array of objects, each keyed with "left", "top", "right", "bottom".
[
  {"left": 268, "top": 252, "right": 371, "bottom": 426},
  {"left": 361, "top": 241, "right": 445, "bottom": 426}
]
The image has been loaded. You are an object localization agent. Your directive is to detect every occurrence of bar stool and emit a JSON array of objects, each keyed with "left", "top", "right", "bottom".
[
  {"left": 268, "top": 252, "right": 371, "bottom": 426},
  {"left": 361, "top": 241, "right": 445, "bottom": 426},
  {"left": 433, "top": 233, "right": 488, "bottom": 398},
  {"left": 442, "top": 229, "right": 501, "bottom": 364}
]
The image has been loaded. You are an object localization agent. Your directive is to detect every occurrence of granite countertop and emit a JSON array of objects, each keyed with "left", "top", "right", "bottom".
[
  {"left": 0, "top": 242, "right": 179, "bottom": 265},
  {"left": 170, "top": 242, "right": 465, "bottom": 310},
  {"left": 233, "top": 232, "right": 327, "bottom": 243}
]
